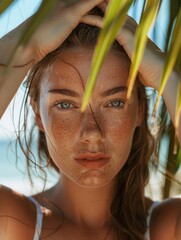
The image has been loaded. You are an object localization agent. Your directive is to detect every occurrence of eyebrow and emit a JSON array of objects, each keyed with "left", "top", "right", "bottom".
[
  {"left": 48, "top": 88, "right": 80, "bottom": 97},
  {"left": 100, "top": 86, "right": 128, "bottom": 97},
  {"left": 47, "top": 86, "right": 128, "bottom": 98}
]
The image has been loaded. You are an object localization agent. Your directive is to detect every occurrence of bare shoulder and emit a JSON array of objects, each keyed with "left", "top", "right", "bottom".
[
  {"left": 0, "top": 184, "right": 36, "bottom": 240},
  {"left": 150, "top": 197, "right": 181, "bottom": 240}
]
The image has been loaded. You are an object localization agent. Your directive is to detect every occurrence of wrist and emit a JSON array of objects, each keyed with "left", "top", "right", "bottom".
[
  {"left": 162, "top": 70, "right": 181, "bottom": 100},
  {"left": 0, "top": 18, "right": 35, "bottom": 67},
  {"left": 0, "top": 44, "right": 35, "bottom": 68}
]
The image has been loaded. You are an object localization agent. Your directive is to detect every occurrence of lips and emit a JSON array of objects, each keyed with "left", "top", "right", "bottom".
[{"left": 74, "top": 152, "right": 110, "bottom": 168}]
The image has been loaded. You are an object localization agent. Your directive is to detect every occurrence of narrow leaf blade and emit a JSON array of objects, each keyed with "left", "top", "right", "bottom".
[
  {"left": 158, "top": 9, "right": 181, "bottom": 96},
  {"left": 81, "top": 0, "right": 133, "bottom": 111},
  {"left": 154, "top": 9, "right": 181, "bottom": 111},
  {"left": 175, "top": 78, "right": 181, "bottom": 130},
  {"left": 0, "top": 0, "right": 14, "bottom": 15},
  {"left": 127, "top": 0, "right": 160, "bottom": 99}
]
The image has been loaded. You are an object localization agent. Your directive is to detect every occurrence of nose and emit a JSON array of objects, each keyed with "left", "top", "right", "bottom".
[{"left": 80, "top": 107, "right": 103, "bottom": 144}]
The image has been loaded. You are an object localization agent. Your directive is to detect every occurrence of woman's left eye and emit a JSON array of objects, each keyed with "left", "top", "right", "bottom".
[{"left": 107, "top": 100, "right": 125, "bottom": 108}]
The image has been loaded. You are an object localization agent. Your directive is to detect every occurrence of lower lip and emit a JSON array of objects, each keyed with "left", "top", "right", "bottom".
[{"left": 75, "top": 158, "right": 110, "bottom": 168}]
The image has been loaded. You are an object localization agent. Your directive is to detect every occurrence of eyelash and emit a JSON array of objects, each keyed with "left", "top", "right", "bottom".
[
  {"left": 53, "top": 101, "right": 76, "bottom": 110},
  {"left": 106, "top": 99, "right": 125, "bottom": 109}
]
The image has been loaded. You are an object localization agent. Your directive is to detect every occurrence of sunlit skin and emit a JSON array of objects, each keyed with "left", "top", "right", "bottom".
[
  {"left": 32, "top": 47, "right": 143, "bottom": 234},
  {"left": 0, "top": 0, "right": 181, "bottom": 238},
  {"left": 36, "top": 47, "right": 142, "bottom": 189}
]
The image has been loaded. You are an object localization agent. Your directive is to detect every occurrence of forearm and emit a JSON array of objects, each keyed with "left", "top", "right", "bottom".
[
  {"left": 162, "top": 71, "right": 181, "bottom": 146},
  {"left": 0, "top": 21, "right": 34, "bottom": 118},
  {"left": 122, "top": 33, "right": 181, "bottom": 145},
  {"left": 0, "top": 63, "right": 33, "bottom": 118}
]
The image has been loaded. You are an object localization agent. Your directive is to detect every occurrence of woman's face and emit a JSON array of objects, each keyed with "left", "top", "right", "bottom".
[{"left": 36, "top": 47, "right": 142, "bottom": 188}]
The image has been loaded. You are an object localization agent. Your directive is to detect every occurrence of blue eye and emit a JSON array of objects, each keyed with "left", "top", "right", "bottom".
[
  {"left": 56, "top": 101, "right": 74, "bottom": 109},
  {"left": 108, "top": 100, "right": 124, "bottom": 108}
]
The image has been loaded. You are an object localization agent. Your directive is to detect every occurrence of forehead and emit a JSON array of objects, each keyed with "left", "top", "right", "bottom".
[{"left": 41, "top": 47, "right": 130, "bottom": 93}]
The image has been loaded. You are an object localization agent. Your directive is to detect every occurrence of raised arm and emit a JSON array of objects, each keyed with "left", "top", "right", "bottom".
[
  {"left": 117, "top": 19, "right": 181, "bottom": 146},
  {"left": 81, "top": 7, "right": 181, "bottom": 146},
  {"left": 0, "top": 18, "right": 34, "bottom": 118},
  {"left": 0, "top": 0, "right": 103, "bottom": 118}
]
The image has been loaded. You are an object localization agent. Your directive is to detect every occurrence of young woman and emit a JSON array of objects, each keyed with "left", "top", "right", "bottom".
[{"left": 0, "top": 1, "right": 181, "bottom": 240}]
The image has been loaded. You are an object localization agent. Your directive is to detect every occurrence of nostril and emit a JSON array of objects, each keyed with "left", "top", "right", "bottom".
[
  {"left": 80, "top": 119, "right": 104, "bottom": 143},
  {"left": 80, "top": 105, "right": 104, "bottom": 143},
  {"left": 81, "top": 130, "right": 103, "bottom": 144}
]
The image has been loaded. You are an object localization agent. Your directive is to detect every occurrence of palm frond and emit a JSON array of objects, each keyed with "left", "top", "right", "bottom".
[
  {"left": 18, "top": 0, "right": 59, "bottom": 46},
  {"left": 154, "top": 8, "right": 181, "bottom": 111},
  {"left": 165, "top": 0, "right": 181, "bottom": 51},
  {"left": 4, "top": 0, "right": 82, "bottom": 70},
  {"left": 0, "top": 0, "right": 14, "bottom": 15},
  {"left": 81, "top": 0, "right": 133, "bottom": 111},
  {"left": 127, "top": 0, "right": 160, "bottom": 99},
  {"left": 176, "top": 80, "right": 181, "bottom": 130}
]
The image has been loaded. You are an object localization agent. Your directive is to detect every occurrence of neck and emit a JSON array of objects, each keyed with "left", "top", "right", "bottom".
[{"left": 51, "top": 174, "right": 117, "bottom": 229}]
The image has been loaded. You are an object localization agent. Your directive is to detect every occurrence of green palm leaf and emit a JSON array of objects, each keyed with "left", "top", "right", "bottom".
[
  {"left": 127, "top": 0, "right": 160, "bottom": 99},
  {"left": 104, "top": 0, "right": 125, "bottom": 22},
  {"left": 0, "top": 0, "right": 14, "bottom": 15},
  {"left": 3, "top": 0, "right": 58, "bottom": 70},
  {"left": 176, "top": 80, "right": 181, "bottom": 130},
  {"left": 19, "top": 0, "right": 81, "bottom": 44},
  {"left": 17, "top": 0, "right": 58, "bottom": 46},
  {"left": 154, "top": 8, "right": 181, "bottom": 111},
  {"left": 81, "top": 0, "right": 133, "bottom": 112},
  {"left": 4, "top": 0, "right": 82, "bottom": 69}
]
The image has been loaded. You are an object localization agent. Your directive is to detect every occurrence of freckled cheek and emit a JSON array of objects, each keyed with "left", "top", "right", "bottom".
[
  {"left": 44, "top": 113, "right": 80, "bottom": 148},
  {"left": 104, "top": 113, "right": 136, "bottom": 140},
  {"left": 104, "top": 112, "right": 137, "bottom": 163}
]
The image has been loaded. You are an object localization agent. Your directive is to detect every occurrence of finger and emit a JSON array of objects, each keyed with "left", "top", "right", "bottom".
[
  {"left": 97, "top": 2, "right": 107, "bottom": 12},
  {"left": 81, "top": 14, "right": 136, "bottom": 36},
  {"left": 81, "top": 14, "right": 134, "bottom": 60},
  {"left": 81, "top": 15, "right": 104, "bottom": 28},
  {"left": 81, "top": 14, "right": 132, "bottom": 43},
  {"left": 73, "top": 0, "right": 105, "bottom": 16}
]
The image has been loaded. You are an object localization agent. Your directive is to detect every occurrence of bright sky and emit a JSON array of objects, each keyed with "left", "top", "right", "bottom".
[
  {"left": 0, "top": 0, "right": 169, "bottom": 140},
  {"left": 0, "top": 0, "right": 42, "bottom": 139}
]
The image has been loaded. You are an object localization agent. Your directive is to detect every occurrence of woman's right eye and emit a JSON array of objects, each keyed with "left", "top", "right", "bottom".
[{"left": 54, "top": 101, "right": 75, "bottom": 110}]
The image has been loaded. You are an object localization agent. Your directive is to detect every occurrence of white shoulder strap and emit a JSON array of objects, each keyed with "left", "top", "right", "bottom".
[
  {"left": 144, "top": 201, "right": 160, "bottom": 240},
  {"left": 28, "top": 196, "right": 43, "bottom": 240}
]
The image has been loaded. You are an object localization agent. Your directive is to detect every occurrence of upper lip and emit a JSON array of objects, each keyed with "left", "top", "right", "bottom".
[{"left": 75, "top": 152, "right": 110, "bottom": 161}]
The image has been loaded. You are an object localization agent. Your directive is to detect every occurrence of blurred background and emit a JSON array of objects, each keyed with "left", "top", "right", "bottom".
[{"left": 0, "top": 0, "right": 181, "bottom": 198}]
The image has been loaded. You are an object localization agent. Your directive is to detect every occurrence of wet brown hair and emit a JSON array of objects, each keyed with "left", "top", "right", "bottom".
[{"left": 19, "top": 7, "right": 155, "bottom": 240}]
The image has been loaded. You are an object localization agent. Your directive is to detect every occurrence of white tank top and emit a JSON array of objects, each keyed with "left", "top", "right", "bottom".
[{"left": 29, "top": 196, "right": 159, "bottom": 240}]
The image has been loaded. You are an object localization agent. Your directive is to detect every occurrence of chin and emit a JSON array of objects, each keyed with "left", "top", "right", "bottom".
[{"left": 74, "top": 169, "right": 113, "bottom": 188}]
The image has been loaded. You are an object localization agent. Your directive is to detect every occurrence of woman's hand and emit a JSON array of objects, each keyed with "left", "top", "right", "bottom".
[
  {"left": 0, "top": 0, "right": 104, "bottom": 118},
  {"left": 28, "top": 0, "right": 104, "bottom": 63},
  {"left": 117, "top": 16, "right": 165, "bottom": 91},
  {"left": 82, "top": 0, "right": 165, "bottom": 90},
  {"left": 0, "top": 0, "right": 104, "bottom": 66}
]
